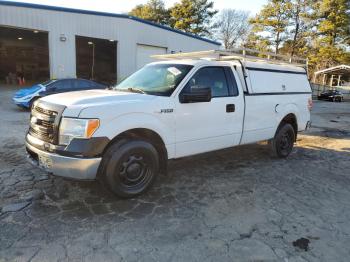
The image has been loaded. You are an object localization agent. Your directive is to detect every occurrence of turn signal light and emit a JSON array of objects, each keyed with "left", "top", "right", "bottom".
[{"left": 86, "top": 119, "right": 100, "bottom": 138}]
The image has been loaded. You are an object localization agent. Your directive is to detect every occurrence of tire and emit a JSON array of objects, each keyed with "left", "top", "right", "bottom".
[
  {"left": 269, "top": 123, "right": 295, "bottom": 158},
  {"left": 99, "top": 139, "right": 159, "bottom": 198}
]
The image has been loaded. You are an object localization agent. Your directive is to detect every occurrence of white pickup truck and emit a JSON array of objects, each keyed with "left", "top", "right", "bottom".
[{"left": 26, "top": 50, "right": 312, "bottom": 198}]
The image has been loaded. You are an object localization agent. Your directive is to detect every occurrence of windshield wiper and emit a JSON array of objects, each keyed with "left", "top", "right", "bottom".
[
  {"left": 114, "top": 87, "right": 146, "bottom": 94},
  {"left": 127, "top": 87, "right": 146, "bottom": 94}
]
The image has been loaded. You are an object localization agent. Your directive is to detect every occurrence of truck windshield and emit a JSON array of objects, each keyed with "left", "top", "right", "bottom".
[{"left": 115, "top": 64, "right": 193, "bottom": 96}]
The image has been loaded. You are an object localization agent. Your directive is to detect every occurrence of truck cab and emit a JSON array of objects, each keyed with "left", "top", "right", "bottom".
[{"left": 26, "top": 50, "right": 312, "bottom": 198}]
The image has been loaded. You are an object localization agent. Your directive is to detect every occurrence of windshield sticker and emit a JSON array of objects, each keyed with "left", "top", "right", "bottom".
[{"left": 167, "top": 67, "right": 182, "bottom": 76}]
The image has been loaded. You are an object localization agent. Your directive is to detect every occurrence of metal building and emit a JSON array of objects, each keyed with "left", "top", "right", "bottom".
[
  {"left": 313, "top": 65, "right": 350, "bottom": 88},
  {"left": 0, "top": 1, "right": 220, "bottom": 84}
]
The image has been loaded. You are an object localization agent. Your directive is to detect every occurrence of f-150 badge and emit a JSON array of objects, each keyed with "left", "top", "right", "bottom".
[{"left": 160, "top": 109, "right": 174, "bottom": 113}]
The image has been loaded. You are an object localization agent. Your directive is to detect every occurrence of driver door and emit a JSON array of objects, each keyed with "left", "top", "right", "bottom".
[{"left": 175, "top": 66, "right": 244, "bottom": 158}]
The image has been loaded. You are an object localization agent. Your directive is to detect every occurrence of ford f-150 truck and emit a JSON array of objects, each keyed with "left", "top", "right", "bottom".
[{"left": 25, "top": 50, "right": 312, "bottom": 198}]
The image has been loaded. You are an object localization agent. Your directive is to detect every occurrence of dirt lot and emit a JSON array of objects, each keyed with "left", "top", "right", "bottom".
[{"left": 0, "top": 85, "right": 350, "bottom": 262}]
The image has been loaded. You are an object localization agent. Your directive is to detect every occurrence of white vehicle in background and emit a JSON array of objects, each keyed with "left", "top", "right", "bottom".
[{"left": 25, "top": 49, "right": 312, "bottom": 198}]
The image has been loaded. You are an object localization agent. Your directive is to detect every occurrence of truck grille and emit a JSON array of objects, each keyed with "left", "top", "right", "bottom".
[{"left": 29, "top": 102, "right": 63, "bottom": 144}]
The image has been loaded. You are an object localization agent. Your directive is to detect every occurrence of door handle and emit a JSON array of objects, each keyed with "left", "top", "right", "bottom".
[{"left": 226, "top": 104, "right": 235, "bottom": 113}]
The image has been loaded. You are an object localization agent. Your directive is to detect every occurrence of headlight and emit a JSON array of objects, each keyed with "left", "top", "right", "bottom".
[{"left": 59, "top": 118, "right": 100, "bottom": 145}]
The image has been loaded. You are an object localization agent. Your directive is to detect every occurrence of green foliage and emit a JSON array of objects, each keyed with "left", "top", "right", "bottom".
[
  {"left": 127, "top": 0, "right": 350, "bottom": 74},
  {"left": 288, "top": 0, "right": 313, "bottom": 57},
  {"left": 129, "top": 0, "right": 170, "bottom": 25},
  {"left": 316, "top": 0, "right": 349, "bottom": 45},
  {"left": 308, "top": 45, "right": 350, "bottom": 71},
  {"left": 250, "top": 0, "right": 293, "bottom": 54},
  {"left": 246, "top": 0, "right": 349, "bottom": 75},
  {"left": 243, "top": 33, "right": 272, "bottom": 55},
  {"left": 307, "top": 0, "right": 350, "bottom": 73},
  {"left": 169, "top": 0, "right": 218, "bottom": 36},
  {"left": 129, "top": 0, "right": 217, "bottom": 37}
]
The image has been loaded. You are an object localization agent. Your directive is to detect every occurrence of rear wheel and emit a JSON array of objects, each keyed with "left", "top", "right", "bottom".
[
  {"left": 270, "top": 123, "right": 295, "bottom": 158},
  {"left": 99, "top": 139, "right": 159, "bottom": 198}
]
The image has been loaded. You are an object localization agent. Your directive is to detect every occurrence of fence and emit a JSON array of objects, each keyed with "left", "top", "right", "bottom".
[{"left": 311, "top": 83, "right": 350, "bottom": 101}]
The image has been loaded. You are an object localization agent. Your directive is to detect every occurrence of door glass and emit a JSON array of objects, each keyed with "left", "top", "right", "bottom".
[
  {"left": 78, "top": 80, "right": 93, "bottom": 89},
  {"left": 56, "top": 79, "right": 72, "bottom": 91},
  {"left": 184, "top": 67, "right": 229, "bottom": 97},
  {"left": 47, "top": 81, "right": 64, "bottom": 91}
]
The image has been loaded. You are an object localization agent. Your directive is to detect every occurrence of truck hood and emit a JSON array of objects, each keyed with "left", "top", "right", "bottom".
[{"left": 41, "top": 89, "right": 156, "bottom": 106}]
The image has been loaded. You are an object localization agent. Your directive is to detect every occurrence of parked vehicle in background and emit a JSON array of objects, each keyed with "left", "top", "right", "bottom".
[
  {"left": 12, "top": 78, "right": 107, "bottom": 108},
  {"left": 25, "top": 49, "right": 312, "bottom": 198},
  {"left": 317, "top": 90, "right": 343, "bottom": 102}
]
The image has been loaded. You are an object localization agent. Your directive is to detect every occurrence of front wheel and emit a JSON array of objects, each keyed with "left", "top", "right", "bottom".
[
  {"left": 269, "top": 123, "right": 295, "bottom": 158},
  {"left": 99, "top": 139, "right": 159, "bottom": 198}
]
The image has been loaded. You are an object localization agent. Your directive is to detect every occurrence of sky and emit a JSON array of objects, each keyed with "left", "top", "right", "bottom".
[{"left": 6, "top": 0, "right": 266, "bottom": 15}]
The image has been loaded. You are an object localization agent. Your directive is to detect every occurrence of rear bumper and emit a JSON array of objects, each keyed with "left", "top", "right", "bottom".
[{"left": 25, "top": 137, "right": 101, "bottom": 180}]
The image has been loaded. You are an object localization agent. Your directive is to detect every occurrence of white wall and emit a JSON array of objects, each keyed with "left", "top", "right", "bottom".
[{"left": 0, "top": 4, "right": 219, "bottom": 79}]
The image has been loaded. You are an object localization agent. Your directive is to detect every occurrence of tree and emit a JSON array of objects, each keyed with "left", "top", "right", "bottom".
[
  {"left": 288, "top": 0, "right": 313, "bottom": 57},
  {"left": 129, "top": 0, "right": 170, "bottom": 25},
  {"left": 242, "top": 32, "right": 272, "bottom": 56},
  {"left": 308, "top": 0, "right": 350, "bottom": 71},
  {"left": 316, "top": 0, "right": 349, "bottom": 46},
  {"left": 170, "top": 0, "right": 218, "bottom": 36},
  {"left": 213, "top": 9, "right": 250, "bottom": 49},
  {"left": 250, "top": 0, "right": 293, "bottom": 54}
]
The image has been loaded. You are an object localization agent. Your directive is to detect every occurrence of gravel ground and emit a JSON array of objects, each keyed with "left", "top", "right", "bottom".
[{"left": 0, "top": 85, "right": 350, "bottom": 262}]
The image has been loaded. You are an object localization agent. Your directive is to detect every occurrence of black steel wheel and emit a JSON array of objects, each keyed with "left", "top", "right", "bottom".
[
  {"left": 270, "top": 123, "right": 295, "bottom": 158},
  {"left": 99, "top": 139, "right": 159, "bottom": 198}
]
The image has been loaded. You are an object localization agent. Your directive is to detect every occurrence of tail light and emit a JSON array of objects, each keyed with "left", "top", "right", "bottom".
[{"left": 307, "top": 98, "right": 313, "bottom": 111}]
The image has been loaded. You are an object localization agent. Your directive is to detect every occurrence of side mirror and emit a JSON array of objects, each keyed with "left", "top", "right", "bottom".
[{"left": 180, "top": 87, "right": 212, "bottom": 103}]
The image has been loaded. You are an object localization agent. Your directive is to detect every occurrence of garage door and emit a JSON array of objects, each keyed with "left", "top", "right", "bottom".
[{"left": 136, "top": 44, "right": 167, "bottom": 70}]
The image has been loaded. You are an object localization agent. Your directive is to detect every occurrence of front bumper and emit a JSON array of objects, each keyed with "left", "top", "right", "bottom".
[
  {"left": 25, "top": 136, "right": 101, "bottom": 180},
  {"left": 13, "top": 97, "right": 30, "bottom": 108}
]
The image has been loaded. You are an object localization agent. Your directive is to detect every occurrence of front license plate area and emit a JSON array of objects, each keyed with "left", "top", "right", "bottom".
[{"left": 38, "top": 154, "right": 53, "bottom": 169}]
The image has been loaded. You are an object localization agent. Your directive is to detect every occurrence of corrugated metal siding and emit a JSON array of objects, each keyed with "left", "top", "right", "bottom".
[{"left": 0, "top": 4, "right": 219, "bottom": 79}]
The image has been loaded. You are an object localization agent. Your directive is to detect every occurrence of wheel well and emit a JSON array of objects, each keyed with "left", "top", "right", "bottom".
[
  {"left": 279, "top": 114, "right": 298, "bottom": 140},
  {"left": 106, "top": 128, "right": 168, "bottom": 174}
]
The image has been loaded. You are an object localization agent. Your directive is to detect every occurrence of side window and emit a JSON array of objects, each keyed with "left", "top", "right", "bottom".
[
  {"left": 184, "top": 67, "right": 229, "bottom": 97},
  {"left": 62, "top": 80, "right": 74, "bottom": 90},
  {"left": 224, "top": 67, "right": 239, "bottom": 96},
  {"left": 78, "top": 80, "right": 93, "bottom": 89},
  {"left": 93, "top": 82, "right": 104, "bottom": 88},
  {"left": 49, "top": 80, "right": 70, "bottom": 90}
]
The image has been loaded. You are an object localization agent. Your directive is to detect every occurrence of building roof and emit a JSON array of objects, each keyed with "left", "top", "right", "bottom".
[
  {"left": 0, "top": 0, "right": 221, "bottom": 46},
  {"left": 314, "top": 65, "right": 350, "bottom": 75}
]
